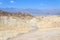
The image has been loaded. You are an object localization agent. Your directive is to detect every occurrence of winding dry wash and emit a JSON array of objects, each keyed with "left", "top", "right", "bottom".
[{"left": 0, "top": 11, "right": 60, "bottom": 40}]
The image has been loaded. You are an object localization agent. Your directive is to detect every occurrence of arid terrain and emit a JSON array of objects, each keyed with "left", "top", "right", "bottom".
[{"left": 0, "top": 11, "right": 60, "bottom": 40}]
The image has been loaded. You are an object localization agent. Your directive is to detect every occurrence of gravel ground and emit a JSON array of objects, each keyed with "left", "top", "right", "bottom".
[{"left": 8, "top": 29, "right": 60, "bottom": 40}]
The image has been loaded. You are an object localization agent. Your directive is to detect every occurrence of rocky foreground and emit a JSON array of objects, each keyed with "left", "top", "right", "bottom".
[{"left": 0, "top": 11, "right": 60, "bottom": 40}]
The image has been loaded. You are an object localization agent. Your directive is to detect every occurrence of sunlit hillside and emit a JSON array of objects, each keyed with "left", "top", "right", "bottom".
[{"left": 0, "top": 11, "right": 60, "bottom": 40}]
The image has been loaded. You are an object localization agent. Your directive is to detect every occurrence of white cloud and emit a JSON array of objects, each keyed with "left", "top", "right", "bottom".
[
  {"left": 10, "top": 0, "right": 14, "bottom": 3},
  {"left": 0, "top": 2, "right": 3, "bottom": 5}
]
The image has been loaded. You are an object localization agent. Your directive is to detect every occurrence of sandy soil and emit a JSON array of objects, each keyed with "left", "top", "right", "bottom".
[{"left": 0, "top": 15, "right": 60, "bottom": 40}]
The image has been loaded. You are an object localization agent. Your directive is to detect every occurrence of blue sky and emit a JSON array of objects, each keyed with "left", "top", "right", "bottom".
[{"left": 0, "top": 0, "right": 60, "bottom": 9}]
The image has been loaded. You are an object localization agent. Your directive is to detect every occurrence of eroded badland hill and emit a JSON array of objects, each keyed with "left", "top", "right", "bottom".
[{"left": 0, "top": 11, "right": 60, "bottom": 40}]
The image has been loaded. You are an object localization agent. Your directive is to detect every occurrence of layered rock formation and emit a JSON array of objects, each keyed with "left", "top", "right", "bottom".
[{"left": 0, "top": 11, "right": 37, "bottom": 40}]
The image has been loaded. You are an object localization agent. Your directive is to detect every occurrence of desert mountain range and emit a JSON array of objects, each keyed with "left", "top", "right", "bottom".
[{"left": 0, "top": 8, "right": 60, "bottom": 15}]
